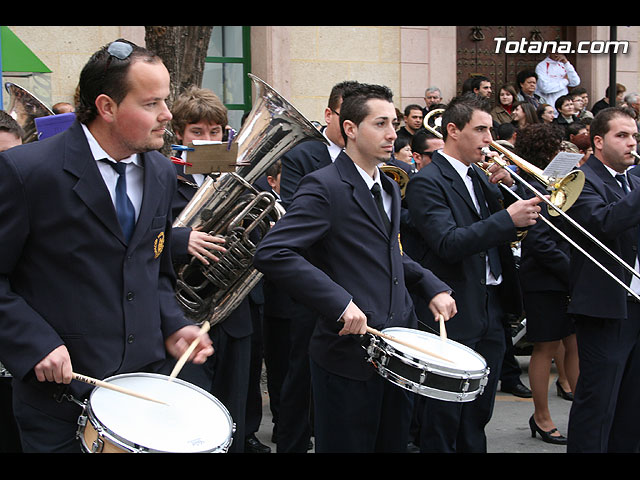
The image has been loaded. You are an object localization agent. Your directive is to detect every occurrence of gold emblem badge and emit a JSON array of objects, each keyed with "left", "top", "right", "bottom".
[
  {"left": 154, "top": 231, "right": 165, "bottom": 259},
  {"left": 398, "top": 233, "right": 403, "bottom": 256}
]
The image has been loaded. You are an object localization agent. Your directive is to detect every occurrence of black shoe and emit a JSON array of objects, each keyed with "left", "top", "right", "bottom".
[
  {"left": 245, "top": 434, "right": 272, "bottom": 453},
  {"left": 528, "top": 415, "right": 567, "bottom": 445},
  {"left": 556, "top": 380, "right": 574, "bottom": 401},
  {"left": 501, "top": 382, "right": 532, "bottom": 398}
]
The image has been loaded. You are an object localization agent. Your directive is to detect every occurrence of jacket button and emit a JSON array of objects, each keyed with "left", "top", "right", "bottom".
[
  {"left": 127, "top": 334, "right": 135, "bottom": 344},
  {"left": 126, "top": 291, "right": 135, "bottom": 301}
]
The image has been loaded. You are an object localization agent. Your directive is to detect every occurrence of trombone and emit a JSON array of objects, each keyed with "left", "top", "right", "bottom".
[{"left": 422, "top": 109, "right": 640, "bottom": 301}]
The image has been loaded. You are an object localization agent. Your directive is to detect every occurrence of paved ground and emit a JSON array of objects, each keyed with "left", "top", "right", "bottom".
[{"left": 252, "top": 355, "right": 575, "bottom": 454}]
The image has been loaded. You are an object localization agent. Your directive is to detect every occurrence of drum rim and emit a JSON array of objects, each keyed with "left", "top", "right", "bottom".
[
  {"left": 379, "top": 327, "right": 488, "bottom": 376},
  {"left": 84, "top": 372, "right": 233, "bottom": 453}
]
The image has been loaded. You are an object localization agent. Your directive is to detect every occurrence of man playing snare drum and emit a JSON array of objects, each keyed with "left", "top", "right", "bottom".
[
  {"left": 0, "top": 40, "right": 213, "bottom": 453},
  {"left": 254, "top": 82, "right": 455, "bottom": 452}
]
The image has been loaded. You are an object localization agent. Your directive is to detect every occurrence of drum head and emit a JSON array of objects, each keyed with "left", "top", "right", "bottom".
[
  {"left": 88, "top": 373, "right": 232, "bottom": 453},
  {"left": 381, "top": 327, "right": 487, "bottom": 373}
]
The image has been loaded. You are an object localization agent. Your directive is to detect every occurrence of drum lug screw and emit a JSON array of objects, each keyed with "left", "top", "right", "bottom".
[{"left": 91, "top": 437, "right": 105, "bottom": 453}]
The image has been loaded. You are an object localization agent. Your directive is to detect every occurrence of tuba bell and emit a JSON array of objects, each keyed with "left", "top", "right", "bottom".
[
  {"left": 173, "top": 73, "right": 327, "bottom": 326},
  {"left": 4, "top": 82, "right": 53, "bottom": 143}
]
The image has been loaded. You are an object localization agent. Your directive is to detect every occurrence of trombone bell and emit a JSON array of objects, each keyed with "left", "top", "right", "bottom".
[{"left": 546, "top": 169, "right": 585, "bottom": 216}]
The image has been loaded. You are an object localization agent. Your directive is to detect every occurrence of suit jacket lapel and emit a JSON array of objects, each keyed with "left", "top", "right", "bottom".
[
  {"left": 129, "top": 153, "right": 166, "bottom": 248},
  {"left": 433, "top": 152, "right": 481, "bottom": 218},
  {"left": 586, "top": 155, "right": 627, "bottom": 200},
  {"left": 335, "top": 153, "right": 390, "bottom": 237},
  {"left": 63, "top": 123, "right": 125, "bottom": 243}
]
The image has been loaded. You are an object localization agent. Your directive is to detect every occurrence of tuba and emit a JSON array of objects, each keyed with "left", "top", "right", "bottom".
[
  {"left": 173, "top": 73, "right": 327, "bottom": 326},
  {"left": 4, "top": 82, "right": 53, "bottom": 143}
]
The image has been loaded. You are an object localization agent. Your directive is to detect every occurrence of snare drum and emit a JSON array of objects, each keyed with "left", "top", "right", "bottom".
[
  {"left": 0, "top": 362, "right": 11, "bottom": 378},
  {"left": 365, "top": 327, "right": 489, "bottom": 402},
  {"left": 77, "top": 373, "right": 234, "bottom": 453}
]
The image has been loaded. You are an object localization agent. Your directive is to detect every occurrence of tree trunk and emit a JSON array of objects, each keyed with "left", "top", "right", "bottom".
[
  {"left": 144, "top": 26, "right": 213, "bottom": 152},
  {"left": 145, "top": 26, "right": 213, "bottom": 99}
]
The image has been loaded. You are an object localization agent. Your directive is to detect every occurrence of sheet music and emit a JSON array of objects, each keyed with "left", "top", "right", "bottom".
[{"left": 542, "top": 152, "right": 584, "bottom": 179}]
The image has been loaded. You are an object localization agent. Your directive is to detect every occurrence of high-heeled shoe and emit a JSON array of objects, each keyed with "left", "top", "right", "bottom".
[
  {"left": 556, "top": 380, "right": 574, "bottom": 401},
  {"left": 529, "top": 415, "right": 567, "bottom": 445}
]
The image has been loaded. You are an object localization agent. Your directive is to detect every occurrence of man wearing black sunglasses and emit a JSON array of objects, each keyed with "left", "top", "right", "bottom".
[
  {"left": 0, "top": 39, "right": 213, "bottom": 452},
  {"left": 411, "top": 128, "right": 444, "bottom": 171}
]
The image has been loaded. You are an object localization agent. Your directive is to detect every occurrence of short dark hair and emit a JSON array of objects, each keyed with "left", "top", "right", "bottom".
[
  {"left": 496, "top": 122, "right": 517, "bottom": 141},
  {"left": 470, "top": 75, "right": 491, "bottom": 92},
  {"left": 411, "top": 128, "right": 439, "bottom": 153},
  {"left": 404, "top": 104, "right": 423, "bottom": 117},
  {"left": 76, "top": 39, "right": 162, "bottom": 124},
  {"left": 339, "top": 83, "right": 394, "bottom": 145},
  {"left": 555, "top": 94, "right": 573, "bottom": 112},
  {"left": 0, "top": 110, "right": 24, "bottom": 140},
  {"left": 266, "top": 159, "right": 281, "bottom": 179},
  {"left": 328, "top": 80, "right": 359, "bottom": 111},
  {"left": 590, "top": 106, "right": 637, "bottom": 150},
  {"left": 440, "top": 93, "right": 491, "bottom": 142},
  {"left": 516, "top": 69, "right": 537, "bottom": 86}
]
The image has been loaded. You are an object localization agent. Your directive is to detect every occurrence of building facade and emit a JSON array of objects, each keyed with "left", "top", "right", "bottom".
[{"left": 2, "top": 26, "right": 638, "bottom": 131}]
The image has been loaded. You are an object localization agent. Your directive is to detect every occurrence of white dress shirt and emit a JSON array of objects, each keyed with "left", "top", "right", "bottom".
[
  {"left": 440, "top": 151, "right": 502, "bottom": 285},
  {"left": 82, "top": 123, "right": 144, "bottom": 221}
]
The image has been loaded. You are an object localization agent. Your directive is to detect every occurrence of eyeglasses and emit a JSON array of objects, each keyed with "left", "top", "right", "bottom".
[{"left": 420, "top": 151, "right": 435, "bottom": 158}]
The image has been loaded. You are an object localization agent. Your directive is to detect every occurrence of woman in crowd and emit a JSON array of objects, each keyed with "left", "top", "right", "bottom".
[
  {"left": 514, "top": 123, "right": 579, "bottom": 445},
  {"left": 491, "top": 84, "right": 518, "bottom": 125},
  {"left": 537, "top": 103, "right": 556, "bottom": 124},
  {"left": 512, "top": 101, "right": 540, "bottom": 130}
]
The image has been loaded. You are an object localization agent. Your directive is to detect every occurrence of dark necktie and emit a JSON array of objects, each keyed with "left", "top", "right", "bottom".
[
  {"left": 617, "top": 174, "right": 640, "bottom": 273},
  {"left": 468, "top": 167, "right": 502, "bottom": 278},
  {"left": 105, "top": 160, "right": 136, "bottom": 242},
  {"left": 616, "top": 173, "right": 630, "bottom": 194},
  {"left": 371, "top": 183, "right": 391, "bottom": 234}
]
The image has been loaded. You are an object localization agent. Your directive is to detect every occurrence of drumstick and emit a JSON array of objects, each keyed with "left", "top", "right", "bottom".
[
  {"left": 73, "top": 373, "right": 169, "bottom": 406},
  {"left": 439, "top": 314, "right": 447, "bottom": 340},
  {"left": 366, "top": 326, "right": 454, "bottom": 364},
  {"left": 169, "top": 321, "right": 211, "bottom": 381}
]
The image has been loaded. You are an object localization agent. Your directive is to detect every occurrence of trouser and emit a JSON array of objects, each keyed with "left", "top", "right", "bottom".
[
  {"left": 419, "top": 286, "right": 507, "bottom": 452},
  {"left": 567, "top": 301, "right": 640, "bottom": 453},
  {"left": 310, "top": 358, "right": 413, "bottom": 453}
]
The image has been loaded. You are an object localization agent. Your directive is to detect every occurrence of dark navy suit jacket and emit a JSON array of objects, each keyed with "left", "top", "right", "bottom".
[
  {"left": 566, "top": 154, "right": 640, "bottom": 320},
  {"left": 279, "top": 138, "right": 332, "bottom": 209},
  {"left": 253, "top": 152, "right": 450, "bottom": 381},
  {"left": 518, "top": 175, "right": 570, "bottom": 293},
  {"left": 0, "top": 121, "right": 189, "bottom": 419},
  {"left": 405, "top": 151, "right": 522, "bottom": 343}
]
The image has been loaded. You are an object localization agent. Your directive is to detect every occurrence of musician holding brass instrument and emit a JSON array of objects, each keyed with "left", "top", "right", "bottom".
[
  {"left": 565, "top": 106, "right": 640, "bottom": 453},
  {"left": 162, "top": 85, "right": 255, "bottom": 453},
  {"left": 254, "top": 83, "right": 455, "bottom": 453},
  {"left": 0, "top": 40, "right": 213, "bottom": 453},
  {"left": 405, "top": 93, "right": 542, "bottom": 453}
]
